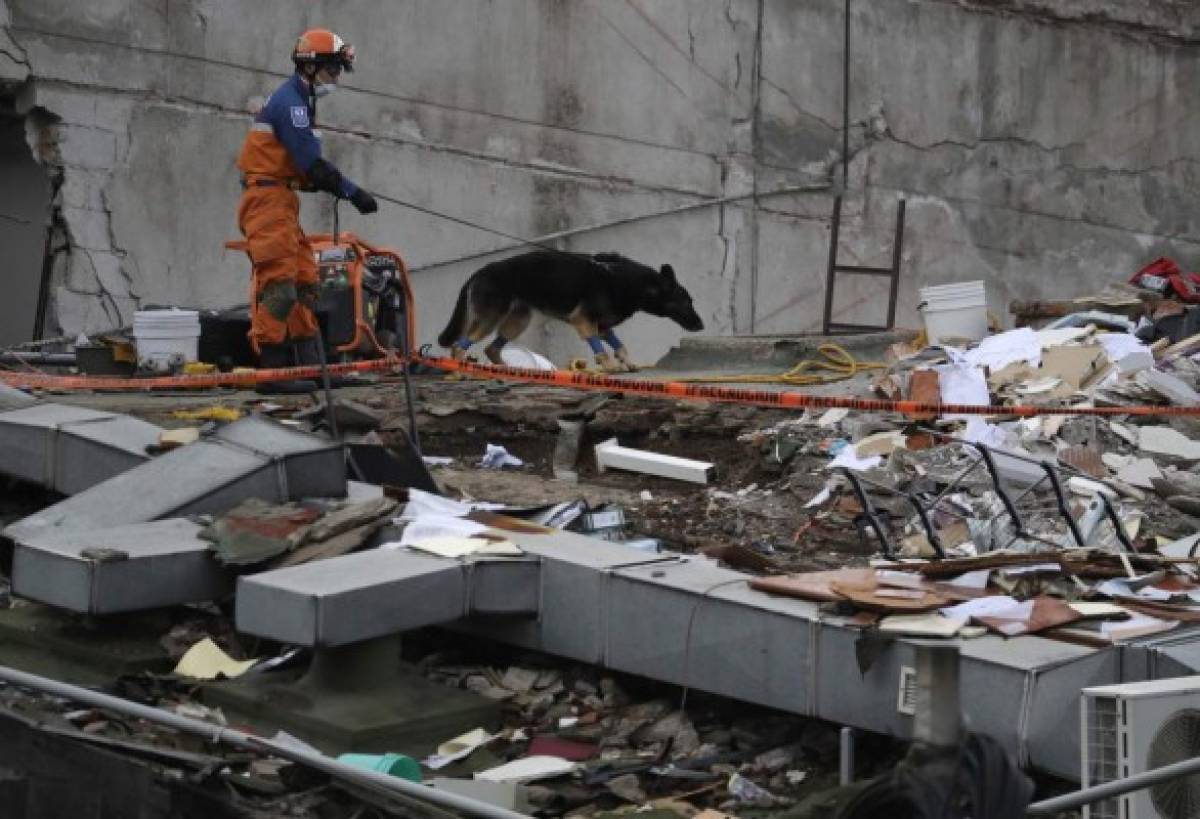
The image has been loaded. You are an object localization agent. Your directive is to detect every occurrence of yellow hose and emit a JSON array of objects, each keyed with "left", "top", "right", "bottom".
[{"left": 671, "top": 342, "right": 885, "bottom": 386}]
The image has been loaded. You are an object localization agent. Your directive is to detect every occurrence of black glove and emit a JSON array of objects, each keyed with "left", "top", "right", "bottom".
[
  {"left": 350, "top": 188, "right": 378, "bottom": 215},
  {"left": 306, "top": 158, "right": 344, "bottom": 196}
]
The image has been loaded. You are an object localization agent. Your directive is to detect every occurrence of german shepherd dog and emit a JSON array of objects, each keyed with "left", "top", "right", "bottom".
[{"left": 438, "top": 251, "right": 704, "bottom": 371}]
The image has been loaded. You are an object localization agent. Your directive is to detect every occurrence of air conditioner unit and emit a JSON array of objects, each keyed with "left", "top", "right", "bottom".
[{"left": 1082, "top": 677, "right": 1200, "bottom": 819}]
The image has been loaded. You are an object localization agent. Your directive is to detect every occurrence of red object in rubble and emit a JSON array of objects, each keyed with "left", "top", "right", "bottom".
[{"left": 1129, "top": 257, "right": 1200, "bottom": 303}]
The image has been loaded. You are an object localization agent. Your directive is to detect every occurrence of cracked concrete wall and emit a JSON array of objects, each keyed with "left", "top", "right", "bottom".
[{"left": 1, "top": 0, "right": 1198, "bottom": 362}]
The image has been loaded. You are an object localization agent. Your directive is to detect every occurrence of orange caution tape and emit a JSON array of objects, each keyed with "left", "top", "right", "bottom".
[{"left": 0, "top": 354, "right": 1195, "bottom": 418}]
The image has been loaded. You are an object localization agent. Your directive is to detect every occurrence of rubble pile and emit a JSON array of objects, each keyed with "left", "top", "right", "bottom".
[{"left": 413, "top": 647, "right": 892, "bottom": 816}]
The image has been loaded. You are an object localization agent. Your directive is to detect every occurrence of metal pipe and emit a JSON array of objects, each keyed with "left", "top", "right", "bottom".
[
  {"left": 0, "top": 664, "right": 532, "bottom": 819},
  {"left": 843, "top": 0, "right": 851, "bottom": 188},
  {"left": 839, "top": 727, "right": 855, "bottom": 786},
  {"left": 1026, "top": 754, "right": 1200, "bottom": 815},
  {"left": 0, "top": 352, "right": 76, "bottom": 366}
]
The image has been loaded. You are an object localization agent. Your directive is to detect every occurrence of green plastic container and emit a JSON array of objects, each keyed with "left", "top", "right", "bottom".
[{"left": 336, "top": 752, "right": 422, "bottom": 782}]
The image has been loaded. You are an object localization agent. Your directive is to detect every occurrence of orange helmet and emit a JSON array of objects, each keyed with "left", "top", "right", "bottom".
[{"left": 292, "top": 28, "right": 355, "bottom": 72}]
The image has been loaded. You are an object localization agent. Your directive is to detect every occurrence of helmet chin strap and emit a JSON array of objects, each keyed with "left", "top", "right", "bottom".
[{"left": 300, "top": 64, "right": 319, "bottom": 117}]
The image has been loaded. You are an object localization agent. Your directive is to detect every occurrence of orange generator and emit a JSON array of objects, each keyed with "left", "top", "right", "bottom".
[{"left": 218, "top": 232, "right": 416, "bottom": 366}]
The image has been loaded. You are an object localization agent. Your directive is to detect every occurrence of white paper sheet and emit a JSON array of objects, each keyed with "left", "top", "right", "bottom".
[
  {"left": 475, "top": 756, "right": 578, "bottom": 784},
  {"left": 999, "top": 563, "right": 1061, "bottom": 577},
  {"left": 1096, "top": 578, "right": 1174, "bottom": 602},
  {"left": 1096, "top": 332, "right": 1150, "bottom": 364},
  {"left": 479, "top": 443, "right": 524, "bottom": 469},
  {"left": 399, "top": 489, "right": 504, "bottom": 521},
  {"left": 940, "top": 596, "right": 1025, "bottom": 620},
  {"left": 423, "top": 728, "right": 496, "bottom": 770},
  {"left": 1101, "top": 613, "right": 1179, "bottom": 641},
  {"left": 943, "top": 569, "right": 991, "bottom": 589},
  {"left": 407, "top": 536, "right": 523, "bottom": 558},
  {"left": 935, "top": 363, "right": 990, "bottom": 420},
  {"left": 383, "top": 515, "right": 490, "bottom": 550},
  {"left": 826, "top": 447, "right": 883, "bottom": 472},
  {"left": 963, "top": 327, "right": 1042, "bottom": 371},
  {"left": 959, "top": 417, "right": 1008, "bottom": 448}
]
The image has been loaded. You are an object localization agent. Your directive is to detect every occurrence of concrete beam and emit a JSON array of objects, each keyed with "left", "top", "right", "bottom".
[
  {"left": 3, "top": 415, "right": 344, "bottom": 543},
  {"left": 236, "top": 549, "right": 539, "bottom": 647},
  {"left": 11, "top": 518, "right": 231, "bottom": 615},
  {"left": 0, "top": 403, "right": 160, "bottom": 494}
]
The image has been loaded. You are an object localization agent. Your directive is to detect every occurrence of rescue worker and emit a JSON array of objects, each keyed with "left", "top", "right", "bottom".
[{"left": 236, "top": 28, "right": 377, "bottom": 393}]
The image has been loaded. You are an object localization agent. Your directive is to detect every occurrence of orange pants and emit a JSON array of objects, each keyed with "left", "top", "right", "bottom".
[{"left": 237, "top": 184, "right": 319, "bottom": 351}]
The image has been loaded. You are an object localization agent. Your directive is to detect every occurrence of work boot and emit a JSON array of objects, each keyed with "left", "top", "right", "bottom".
[
  {"left": 294, "top": 337, "right": 354, "bottom": 388},
  {"left": 255, "top": 343, "right": 317, "bottom": 394}
]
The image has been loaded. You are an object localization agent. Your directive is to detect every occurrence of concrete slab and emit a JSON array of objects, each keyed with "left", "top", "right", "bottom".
[
  {"left": 0, "top": 603, "right": 174, "bottom": 686},
  {"left": 653, "top": 331, "right": 915, "bottom": 373},
  {"left": 11, "top": 519, "right": 232, "bottom": 614},
  {"left": 204, "top": 634, "right": 501, "bottom": 756},
  {"left": 0, "top": 403, "right": 160, "bottom": 494},
  {"left": 3, "top": 415, "right": 345, "bottom": 543}
]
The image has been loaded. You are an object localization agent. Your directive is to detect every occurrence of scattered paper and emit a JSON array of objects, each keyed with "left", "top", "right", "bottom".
[
  {"left": 399, "top": 489, "right": 504, "bottom": 521},
  {"left": 943, "top": 569, "right": 991, "bottom": 589},
  {"left": 475, "top": 755, "right": 577, "bottom": 784},
  {"left": 407, "top": 536, "right": 524, "bottom": 558},
  {"left": 959, "top": 417, "right": 1008, "bottom": 449},
  {"left": 1037, "top": 326, "right": 1093, "bottom": 348},
  {"left": 479, "top": 444, "right": 524, "bottom": 469},
  {"left": 1160, "top": 533, "right": 1200, "bottom": 559},
  {"left": 1000, "top": 563, "right": 1061, "bottom": 577},
  {"left": 963, "top": 327, "right": 1041, "bottom": 371},
  {"left": 422, "top": 455, "right": 454, "bottom": 466},
  {"left": 935, "top": 363, "right": 990, "bottom": 420},
  {"left": 878, "top": 613, "right": 967, "bottom": 638},
  {"left": 1096, "top": 578, "right": 1174, "bottom": 602},
  {"left": 941, "top": 596, "right": 1023, "bottom": 620},
  {"left": 874, "top": 569, "right": 928, "bottom": 590},
  {"left": 173, "top": 638, "right": 258, "bottom": 680},
  {"left": 1102, "top": 613, "right": 1179, "bottom": 641},
  {"left": 386, "top": 515, "right": 489, "bottom": 549},
  {"left": 1068, "top": 477, "right": 1119, "bottom": 500},
  {"left": 1070, "top": 602, "right": 1129, "bottom": 619},
  {"left": 826, "top": 447, "right": 882, "bottom": 472},
  {"left": 1096, "top": 332, "right": 1150, "bottom": 364},
  {"left": 424, "top": 728, "right": 496, "bottom": 770}
]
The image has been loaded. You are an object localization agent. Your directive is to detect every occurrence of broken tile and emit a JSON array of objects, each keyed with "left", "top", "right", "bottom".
[
  {"left": 1139, "top": 426, "right": 1200, "bottom": 461},
  {"left": 1058, "top": 446, "right": 1106, "bottom": 479},
  {"left": 1115, "top": 458, "right": 1164, "bottom": 491},
  {"left": 1138, "top": 369, "right": 1200, "bottom": 407}
]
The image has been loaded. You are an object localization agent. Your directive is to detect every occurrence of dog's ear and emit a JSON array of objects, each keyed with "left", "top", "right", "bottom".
[{"left": 660, "top": 264, "right": 677, "bottom": 283}]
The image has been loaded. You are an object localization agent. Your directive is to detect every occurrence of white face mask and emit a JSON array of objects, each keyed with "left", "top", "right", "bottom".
[{"left": 314, "top": 82, "right": 337, "bottom": 98}]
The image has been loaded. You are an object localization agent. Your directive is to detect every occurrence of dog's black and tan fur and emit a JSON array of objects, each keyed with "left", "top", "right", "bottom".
[{"left": 438, "top": 251, "right": 704, "bottom": 371}]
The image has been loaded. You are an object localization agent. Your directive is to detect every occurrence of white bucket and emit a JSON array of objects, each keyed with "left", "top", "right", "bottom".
[
  {"left": 133, "top": 308, "right": 201, "bottom": 373},
  {"left": 918, "top": 281, "right": 988, "bottom": 345}
]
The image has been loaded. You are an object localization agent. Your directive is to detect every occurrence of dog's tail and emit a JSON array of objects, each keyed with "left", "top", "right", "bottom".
[{"left": 437, "top": 280, "right": 471, "bottom": 348}]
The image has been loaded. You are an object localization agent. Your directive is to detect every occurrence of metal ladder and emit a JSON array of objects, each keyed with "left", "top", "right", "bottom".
[{"left": 821, "top": 195, "right": 907, "bottom": 335}]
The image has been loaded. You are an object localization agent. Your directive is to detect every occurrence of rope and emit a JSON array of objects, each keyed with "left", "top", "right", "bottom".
[
  {"left": 3, "top": 352, "right": 1200, "bottom": 418},
  {"left": 671, "top": 343, "right": 885, "bottom": 386}
]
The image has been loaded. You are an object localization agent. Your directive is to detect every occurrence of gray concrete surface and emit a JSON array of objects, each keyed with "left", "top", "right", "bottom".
[{"left": 2, "top": 1, "right": 1199, "bottom": 367}]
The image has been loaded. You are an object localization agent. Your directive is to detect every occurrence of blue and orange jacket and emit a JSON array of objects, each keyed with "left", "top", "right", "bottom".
[{"left": 237, "top": 73, "right": 360, "bottom": 198}]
